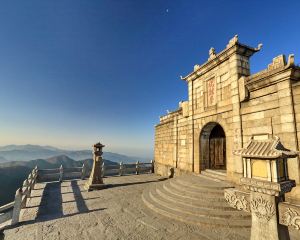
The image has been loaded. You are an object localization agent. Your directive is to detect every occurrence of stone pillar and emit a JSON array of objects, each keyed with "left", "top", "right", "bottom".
[
  {"left": 81, "top": 163, "right": 86, "bottom": 180},
  {"left": 84, "top": 142, "right": 106, "bottom": 191},
  {"left": 242, "top": 179, "right": 295, "bottom": 240},
  {"left": 119, "top": 162, "right": 123, "bottom": 176},
  {"left": 225, "top": 173, "right": 296, "bottom": 240}
]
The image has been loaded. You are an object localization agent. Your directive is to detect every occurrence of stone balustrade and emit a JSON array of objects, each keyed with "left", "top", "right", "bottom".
[
  {"left": 8, "top": 167, "right": 38, "bottom": 226},
  {"left": 0, "top": 160, "right": 154, "bottom": 228},
  {"left": 38, "top": 165, "right": 85, "bottom": 182},
  {"left": 102, "top": 160, "right": 154, "bottom": 177}
]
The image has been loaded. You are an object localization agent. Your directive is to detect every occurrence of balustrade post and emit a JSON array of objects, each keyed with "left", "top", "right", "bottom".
[
  {"left": 21, "top": 179, "right": 29, "bottom": 207},
  {"left": 81, "top": 163, "right": 86, "bottom": 180},
  {"left": 34, "top": 166, "right": 39, "bottom": 183},
  {"left": 136, "top": 161, "right": 140, "bottom": 175},
  {"left": 150, "top": 160, "right": 154, "bottom": 173},
  {"left": 59, "top": 165, "right": 63, "bottom": 182},
  {"left": 11, "top": 188, "right": 23, "bottom": 225},
  {"left": 28, "top": 173, "right": 33, "bottom": 192},
  {"left": 119, "top": 162, "right": 123, "bottom": 176}
]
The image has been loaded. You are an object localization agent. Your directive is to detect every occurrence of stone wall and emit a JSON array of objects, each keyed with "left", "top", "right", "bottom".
[{"left": 154, "top": 36, "right": 300, "bottom": 198}]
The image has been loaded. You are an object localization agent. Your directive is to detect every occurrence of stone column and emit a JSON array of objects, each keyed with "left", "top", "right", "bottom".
[
  {"left": 84, "top": 142, "right": 106, "bottom": 191},
  {"left": 225, "top": 178, "right": 296, "bottom": 240},
  {"left": 241, "top": 179, "right": 295, "bottom": 240}
]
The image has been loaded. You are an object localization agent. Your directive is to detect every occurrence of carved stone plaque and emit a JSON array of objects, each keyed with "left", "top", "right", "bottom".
[{"left": 207, "top": 78, "right": 216, "bottom": 106}]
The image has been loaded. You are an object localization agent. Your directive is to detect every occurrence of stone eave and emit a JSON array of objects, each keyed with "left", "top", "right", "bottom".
[
  {"left": 245, "top": 67, "right": 293, "bottom": 91},
  {"left": 245, "top": 65, "right": 300, "bottom": 92},
  {"left": 233, "top": 136, "right": 298, "bottom": 159},
  {"left": 156, "top": 108, "right": 182, "bottom": 126},
  {"left": 181, "top": 42, "right": 260, "bottom": 82}
]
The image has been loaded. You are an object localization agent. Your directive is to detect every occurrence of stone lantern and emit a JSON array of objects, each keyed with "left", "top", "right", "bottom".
[
  {"left": 225, "top": 135, "right": 298, "bottom": 240},
  {"left": 238, "top": 136, "right": 293, "bottom": 184},
  {"left": 85, "top": 142, "right": 106, "bottom": 191}
]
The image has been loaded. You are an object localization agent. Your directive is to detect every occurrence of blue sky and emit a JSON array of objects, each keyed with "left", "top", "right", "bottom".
[{"left": 0, "top": 1, "right": 299, "bottom": 157}]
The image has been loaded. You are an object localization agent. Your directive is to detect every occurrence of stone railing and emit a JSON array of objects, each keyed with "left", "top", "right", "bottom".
[
  {"left": 37, "top": 165, "right": 86, "bottom": 182},
  {"left": 0, "top": 160, "right": 154, "bottom": 228},
  {"left": 102, "top": 160, "right": 154, "bottom": 177},
  {"left": 0, "top": 167, "right": 38, "bottom": 227}
]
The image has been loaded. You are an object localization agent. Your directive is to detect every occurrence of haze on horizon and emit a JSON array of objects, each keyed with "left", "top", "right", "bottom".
[{"left": 0, "top": 1, "right": 299, "bottom": 159}]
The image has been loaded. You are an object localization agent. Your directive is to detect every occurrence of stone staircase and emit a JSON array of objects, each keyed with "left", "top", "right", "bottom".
[
  {"left": 142, "top": 171, "right": 251, "bottom": 228},
  {"left": 200, "top": 169, "right": 227, "bottom": 181}
]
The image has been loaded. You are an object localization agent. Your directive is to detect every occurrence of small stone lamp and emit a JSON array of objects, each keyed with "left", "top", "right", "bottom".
[
  {"left": 236, "top": 136, "right": 297, "bottom": 184},
  {"left": 84, "top": 142, "right": 106, "bottom": 191}
]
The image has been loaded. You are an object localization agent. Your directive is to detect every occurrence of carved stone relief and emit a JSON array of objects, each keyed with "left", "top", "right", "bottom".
[
  {"left": 206, "top": 78, "right": 217, "bottom": 107},
  {"left": 224, "top": 189, "right": 250, "bottom": 212},
  {"left": 250, "top": 196, "right": 275, "bottom": 222},
  {"left": 280, "top": 208, "right": 300, "bottom": 230},
  {"left": 279, "top": 203, "right": 300, "bottom": 231}
]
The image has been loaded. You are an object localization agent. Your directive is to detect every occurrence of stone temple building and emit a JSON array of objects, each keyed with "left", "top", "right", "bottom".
[{"left": 154, "top": 35, "right": 300, "bottom": 199}]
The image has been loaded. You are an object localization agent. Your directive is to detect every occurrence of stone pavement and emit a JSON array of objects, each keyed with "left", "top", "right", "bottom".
[{"left": 2, "top": 174, "right": 299, "bottom": 240}]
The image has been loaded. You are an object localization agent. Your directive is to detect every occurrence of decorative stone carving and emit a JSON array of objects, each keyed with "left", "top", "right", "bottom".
[
  {"left": 255, "top": 43, "right": 263, "bottom": 51},
  {"left": 193, "top": 64, "right": 200, "bottom": 71},
  {"left": 226, "top": 34, "right": 238, "bottom": 48},
  {"left": 268, "top": 55, "right": 286, "bottom": 71},
  {"left": 206, "top": 77, "right": 217, "bottom": 106},
  {"left": 240, "top": 177, "right": 296, "bottom": 196},
  {"left": 281, "top": 208, "right": 300, "bottom": 230},
  {"left": 208, "top": 47, "right": 216, "bottom": 60},
  {"left": 279, "top": 202, "right": 300, "bottom": 231},
  {"left": 251, "top": 196, "right": 275, "bottom": 222},
  {"left": 224, "top": 189, "right": 250, "bottom": 212},
  {"left": 287, "top": 54, "right": 295, "bottom": 67}
]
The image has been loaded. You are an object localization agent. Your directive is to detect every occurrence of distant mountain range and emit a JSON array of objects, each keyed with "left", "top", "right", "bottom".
[
  {"left": 0, "top": 145, "right": 151, "bottom": 206},
  {"left": 0, "top": 144, "right": 150, "bottom": 163}
]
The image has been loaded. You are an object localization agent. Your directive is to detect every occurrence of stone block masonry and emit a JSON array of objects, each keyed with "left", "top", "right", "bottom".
[{"left": 154, "top": 35, "right": 300, "bottom": 200}]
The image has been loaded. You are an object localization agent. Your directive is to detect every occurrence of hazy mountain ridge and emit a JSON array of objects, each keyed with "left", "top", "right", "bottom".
[
  {"left": 0, "top": 155, "right": 118, "bottom": 169},
  {"left": 0, "top": 145, "right": 150, "bottom": 206},
  {"left": 0, "top": 144, "right": 150, "bottom": 163},
  {"left": 0, "top": 155, "right": 119, "bottom": 206}
]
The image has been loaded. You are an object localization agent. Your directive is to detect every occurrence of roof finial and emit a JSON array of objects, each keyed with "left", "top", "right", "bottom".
[
  {"left": 227, "top": 34, "right": 238, "bottom": 48},
  {"left": 208, "top": 47, "right": 216, "bottom": 60}
]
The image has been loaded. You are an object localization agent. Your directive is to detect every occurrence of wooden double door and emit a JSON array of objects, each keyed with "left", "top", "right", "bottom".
[{"left": 208, "top": 125, "right": 226, "bottom": 169}]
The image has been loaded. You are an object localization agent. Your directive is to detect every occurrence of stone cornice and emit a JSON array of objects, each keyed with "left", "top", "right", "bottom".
[
  {"left": 181, "top": 39, "right": 261, "bottom": 82},
  {"left": 245, "top": 54, "right": 300, "bottom": 91},
  {"left": 240, "top": 178, "right": 296, "bottom": 196}
]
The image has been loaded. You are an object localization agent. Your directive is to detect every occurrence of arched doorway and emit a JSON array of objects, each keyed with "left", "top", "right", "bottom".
[{"left": 200, "top": 123, "right": 226, "bottom": 170}]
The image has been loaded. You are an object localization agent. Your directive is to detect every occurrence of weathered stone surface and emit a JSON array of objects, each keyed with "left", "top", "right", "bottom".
[
  {"left": 154, "top": 36, "right": 300, "bottom": 199},
  {"left": 279, "top": 202, "right": 300, "bottom": 230},
  {"left": 6, "top": 174, "right": 296, "bottom": 240},
  {"left": 85, "top": 143, "right": 106, "bottom": 191},
  {"left": 224, "top": 188, "right": 250, "bottom": 212}
]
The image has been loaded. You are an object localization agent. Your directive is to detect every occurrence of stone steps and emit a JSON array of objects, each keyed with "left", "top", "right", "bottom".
[
  {"left": 200, "top": 170, "right": 227, "bottom": 182},
  {"left": 142, "top": 174, "right": 251, "bottom": 228},
  {"left": 165, "top": 178, "right": 230, "bottom": 201},
  {"left": 150, "top": 185, "right": 250, "bottom": 219},
  {"left": 157, "top": 182, "right": 234, "bottom": 210}
]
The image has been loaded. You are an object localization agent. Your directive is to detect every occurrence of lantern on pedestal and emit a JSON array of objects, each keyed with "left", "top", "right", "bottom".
[
  {"left": 231, "top": 135, "right": 298, "bottom": 240},
  {"left": 85, "top": 142, "right": 106, "bottom": 191}
]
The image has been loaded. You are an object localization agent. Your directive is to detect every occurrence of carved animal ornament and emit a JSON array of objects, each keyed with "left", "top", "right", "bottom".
[
  {"left": 251, "top": 196, "right": 275, "bottom": 222},
  {"left": 224, "top": 191, "right": 250, "bottom": 212},
  {"left": 281, "top": 208, "right": 300, "bottom": 230}
]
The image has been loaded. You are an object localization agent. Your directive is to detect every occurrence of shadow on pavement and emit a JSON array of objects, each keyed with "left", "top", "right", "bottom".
[{"left": 12, "top": 180, "right": 106, "bottom": 228}]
